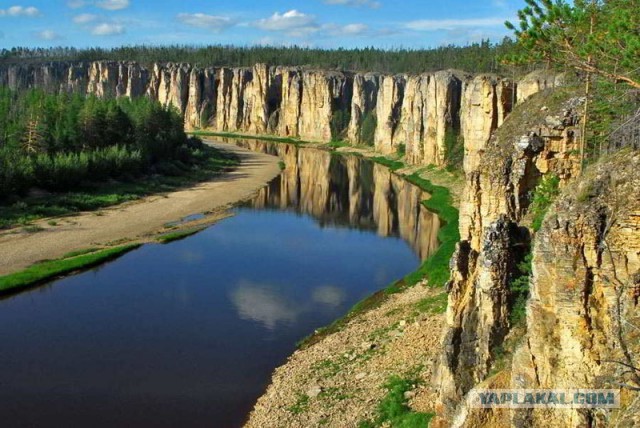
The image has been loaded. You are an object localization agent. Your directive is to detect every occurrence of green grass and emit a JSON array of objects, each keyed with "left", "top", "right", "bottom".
[
  {"left": 190, "top": 130, "right": 305, "bottom": 146},
  {"left": 0, "top": 146, "right": 238, "bottom": 230},
  {"left": 414, "top": 292, "right": 448, "bottom": 315},
  {"left": 401, "top": 173, "right": 460, "bottom": 288},
  {"left": 288, "top": 393, "right": 310, "bottom": 415},
  {"left": 370, "top": 156, "right": 405, "bottom": 172},
  {"left": 156, "top": 228, "right": 205, "bottom": 244},
  {"left": 359, "top": 375, "right": 434, "bottom": 428},
  {"left": 278, "top": 160, "right": 286, "bottom": 170},
  {"left": 62, "top": 247, "right": 101, "bottom": 258},
  {"left": 0, "top": 244, "right": 141, "bottom": 294}
]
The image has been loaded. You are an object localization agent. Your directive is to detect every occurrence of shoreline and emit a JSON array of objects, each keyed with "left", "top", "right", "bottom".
[{"left": 0, "top": 141, "right": 282, "bottom": 276}]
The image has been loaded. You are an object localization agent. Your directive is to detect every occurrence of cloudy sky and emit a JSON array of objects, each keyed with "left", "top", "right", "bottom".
[{"left": 0, "top": 0, "right": 523, "bottom": 49}]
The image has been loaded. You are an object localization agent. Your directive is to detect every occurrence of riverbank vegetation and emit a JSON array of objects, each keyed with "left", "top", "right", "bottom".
[
  {"left": 0, "top": 244, "right": 140, "bottom": 295},
  {"left": 0, "top": 89, "right": 239, "bottom": 228}
]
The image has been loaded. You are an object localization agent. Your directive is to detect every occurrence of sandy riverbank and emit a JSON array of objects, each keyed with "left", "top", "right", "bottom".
[{"left": 0, "top": 141, "right": 281, "bottom": 276}]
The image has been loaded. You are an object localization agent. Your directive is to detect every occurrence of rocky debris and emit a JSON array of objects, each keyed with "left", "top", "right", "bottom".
[{"left": 245, "top": 283, "right": 444, "bottom": 428}]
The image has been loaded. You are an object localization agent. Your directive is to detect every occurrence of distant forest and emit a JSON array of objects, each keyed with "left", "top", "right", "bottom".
[{"left": 0, "top": 39, "right": 529, "bottom": 75}]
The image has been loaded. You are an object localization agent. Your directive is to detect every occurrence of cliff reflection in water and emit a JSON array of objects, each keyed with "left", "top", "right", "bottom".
[{"left": 232, "top": 139, "right": 440, "bottom": 260}]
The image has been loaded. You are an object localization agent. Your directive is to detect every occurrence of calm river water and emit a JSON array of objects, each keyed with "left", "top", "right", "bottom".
[{"left": 0, "top": 141, "right": 440, "bottom": 427}]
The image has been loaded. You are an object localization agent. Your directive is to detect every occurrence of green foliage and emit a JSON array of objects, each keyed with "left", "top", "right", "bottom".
[
  {"left": 0, "top": 89, "right": 196, "bottom": 199},
  {"left": 288, "top": 393, "right": 310, "bottom": 415},
  {"left": 403, "top": 173, "right": 460, "bottom": 288},
  {"left": 1, "top": 40, "right": 520, "bottom": 75},
  {"left": 509, "top": 252, "right": 533, "bottom": 326},
  {"left": 0, "top": 244, "right": 140, "bottom": 294},
  {"left": 359, "top": 376, "right": 434, "bottom": 428},
  {"left": 505, "top": 0, "right": 640, "bottom": 89},
  {"left": 396, "top": 143, "right": 406, "bottom": 157},
  {"left": 0, "top": 146, "right": 238, "bottom": 229},
  {"left": 359, "top": 111, "right": 377, "bottom": 146},
  {"left": 330, "top": 109, "right": 351, "bottom": 142},
  {"left": 530, "top": 174, "right": 560, "bottom": 231},
  {"left": 370, "top": 156, "right": 404, "bottom": 171},
  {"left": 156, "top": 228, "right": 205, "bottom": 244},
  {"left": 444, "top": 127, "right": 464, "bottom": 170},
  {"left": 414, "top": 292, "right": 449, "bottom": 315}
]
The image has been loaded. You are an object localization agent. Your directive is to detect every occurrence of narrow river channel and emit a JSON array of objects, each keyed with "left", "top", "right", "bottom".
[{"left": 0, "top": 140, "right": 440, "bottom": 427}]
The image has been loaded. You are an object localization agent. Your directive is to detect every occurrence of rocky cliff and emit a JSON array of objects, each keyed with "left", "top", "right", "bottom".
[
  {"left": 433, "top": 82, "right": 640, "bottom": 427},
  {"left": 433, "top": 87, "right": 585, "bottom": 426},
  {"left": 0, "top": 61, "right": 545, "bottom": 168},
  {"left": 509, "top": 149, "right": 640, "bottom": 428}
]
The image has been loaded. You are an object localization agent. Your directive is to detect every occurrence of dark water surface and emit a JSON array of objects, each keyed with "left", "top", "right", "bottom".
[{"left": 0, "top": 142, "right": 440, "bottom": 428}]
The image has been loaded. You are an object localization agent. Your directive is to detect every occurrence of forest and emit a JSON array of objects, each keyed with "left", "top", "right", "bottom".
[
  {"left": 0, "top": 39, "right": 522, "bottom": 75},
  {"left": 0, "top": 88, "right": 205, "bottom": 199}
]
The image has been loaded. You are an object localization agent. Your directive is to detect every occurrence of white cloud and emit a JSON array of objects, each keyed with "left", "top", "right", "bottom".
[
  {"left": 91, "top": 22, "right": 125, "bottom": 35},
  {"left": 95, "top": 0, "right": 129, "bottom": 10},
  {"left": 67, "top": 0, "right": 86, "bottom": 8},
  {"left": 254, "top": 10, "right": 319, "bottom": 36},
  {"left": 0, "top": 5, "right": 41, "bottom": 17},
  {"left": 36, "top": 30, "right": 62, "bottom": 40},
  {"left": 177, "top": 13, "right": 233, "bottom": 32},
  {"left": 73, "top": 13, "right": 97, "bottom": 24},
  {"left": 323, "top": 23, "right": 369, "bottom": 36},
  {"left": 324, "top": 0, "right": 381, "bottom": 8},
  {"left": 405, "top": 17, "right": 508, "bottom": 31}
]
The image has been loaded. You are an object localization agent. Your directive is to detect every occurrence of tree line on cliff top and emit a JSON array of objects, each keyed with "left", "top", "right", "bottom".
[{"left": 1, "top": 39, "right": 524, "bottom": 75}]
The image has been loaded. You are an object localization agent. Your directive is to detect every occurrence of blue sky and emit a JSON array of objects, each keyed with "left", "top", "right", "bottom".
[{"left": 0, "top": 0, "right": 524, "bottom": 49}]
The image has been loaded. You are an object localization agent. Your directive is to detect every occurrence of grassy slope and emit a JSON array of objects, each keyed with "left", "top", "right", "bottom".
[{"left": 0, "top": 244, "right": 141, "bottom": 295}]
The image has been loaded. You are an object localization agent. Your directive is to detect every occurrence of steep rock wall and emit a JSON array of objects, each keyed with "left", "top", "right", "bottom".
[
  {"left": 434, "top": 89, "right": 584, "bottom": 426},
  {"left": 510, "top": 151, "right": 640, "bottom": 427},
  {"left": 0, "top": 63, "right": 550, "bottom": 167}
]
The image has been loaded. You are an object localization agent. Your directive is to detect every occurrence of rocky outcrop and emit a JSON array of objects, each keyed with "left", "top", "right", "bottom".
[
  {"left": 0, "top": 61, "right": 559, "bottom": 167},
  {"left": 510, "top": 150, "right": 640, "bottom": 427},
  {"left": 347, "top": 72, "right": 380, "bottom": 144},
  {"left": 374, "top": 74, "right": 406, "bottom": 154},
  {"left": 397, "top": 71, "right": 463, "bottom": 166},
  {"left": 517, "top": 69, "right": 565, "bottom": 103},
  {"left": 461, "top": 75, "right": 515, "bottom": 173},
  {"left": 434, "top": 89, "right": 584, "bottom": 426}
]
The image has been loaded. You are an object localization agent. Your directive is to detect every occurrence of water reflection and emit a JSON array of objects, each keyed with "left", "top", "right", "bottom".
[
  {"left": 0, "top": 141, "right": 442, "bottom": 428},
  {"left": 232, "top": 139, "right": 440, "bottom": 260},
  {"left": 230, "top": 280, "right": 300, "bottom": 330},
  {"left": 311, "top": 286, "right": 346, "bottom": 307}
]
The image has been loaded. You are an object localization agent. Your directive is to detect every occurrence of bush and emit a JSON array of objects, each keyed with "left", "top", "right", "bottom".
[
  {"left": 0, "top": 149, "right": 33, "bottom": 198},
  {"left": 359, "top": 111, "right": 377, "bottom": 146},
  {"left": 32, "top": 152, "right": 89, "bottom": 191},
  {"left": 530, "top": 174, "right": 560, "bottom": 231}
]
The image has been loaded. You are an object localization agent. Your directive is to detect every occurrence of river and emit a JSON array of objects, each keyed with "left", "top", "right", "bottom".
[{"left": 0, "top": 140, "right": 440, "bottom": 427}]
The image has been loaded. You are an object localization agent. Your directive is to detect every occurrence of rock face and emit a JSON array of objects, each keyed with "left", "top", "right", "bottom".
[
  {"left": 517, "top": 69, "right": 565, "bottom": 104},
  {"left": 434, "top": 89, "right": 584, "bottom": 426},
  {"left": 397, "top": 71, "right": 463, "bottom": 165},
  {"left": 461, "top": 74, "right": 515, "bottom": 173},
  {"left": 0, "top": 61, "right": 557, "bottom": 167},
  {"left": 510, "top": 151, "right": 640, "bottom": 427}
]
